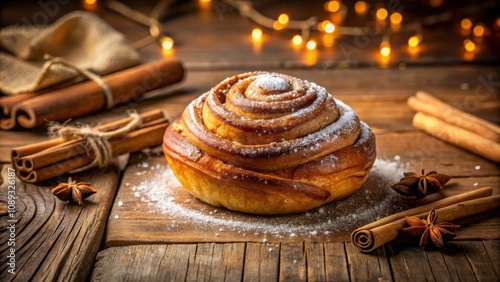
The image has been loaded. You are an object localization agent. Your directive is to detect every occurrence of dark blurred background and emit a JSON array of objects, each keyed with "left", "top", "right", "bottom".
[{"left": 1, "top": 0, "right": 499, "bottom": 69}]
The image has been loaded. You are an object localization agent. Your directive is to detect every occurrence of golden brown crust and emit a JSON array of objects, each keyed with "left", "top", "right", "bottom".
[{"left": 162, "top": 72, "right": 376, "bottom": 214}]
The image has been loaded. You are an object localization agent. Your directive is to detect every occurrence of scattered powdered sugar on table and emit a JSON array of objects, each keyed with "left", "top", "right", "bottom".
[{"left": 126, "top": 158, "right": 413, "bottom": 240}]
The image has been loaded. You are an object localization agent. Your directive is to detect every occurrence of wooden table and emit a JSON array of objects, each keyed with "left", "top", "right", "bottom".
[{"left": 1, "top": 1, "right": 499, "bottom": 281}]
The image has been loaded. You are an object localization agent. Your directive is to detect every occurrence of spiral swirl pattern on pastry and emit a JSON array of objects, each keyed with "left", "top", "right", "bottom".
[{"left": 163, "top": 72, "right": 376, "bottom": 214}]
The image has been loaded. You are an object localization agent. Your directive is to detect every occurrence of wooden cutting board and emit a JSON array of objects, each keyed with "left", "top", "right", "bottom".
[{"left": 106, "top": 133, "right": 500, "bottom": 247}]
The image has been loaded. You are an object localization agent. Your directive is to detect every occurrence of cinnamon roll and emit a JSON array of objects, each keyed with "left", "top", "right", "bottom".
[{"left": 163, "top": 72, "right": 376, "bottom": 214}]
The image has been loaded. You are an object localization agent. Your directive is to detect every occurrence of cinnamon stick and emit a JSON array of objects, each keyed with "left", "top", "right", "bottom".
[
  {"left": 408, "top": 91, "right": 500, "bottom": 142},
  {"left": 17, "top": 117, "right": 168, "bottom": 171},
  {"left": 351, "top": 187, "right": 494, "bottom": 252},
  {"left": 17, "top": 122, "right": 168, "bottom": 183},
  {"left": 12, "top": 109, "right": 169, "bottom": 183},
  {"left": 413, "top": 112, "right": 500, "bottom": 162},
  {"left": 12, "top": 110, "right": 166, "bottom": 161},
  {"left": 0, "top": 78, "right": 83, "bottom": 128},
  {"left": 1, "top": 59, "right": 184, "bottom": 130}
]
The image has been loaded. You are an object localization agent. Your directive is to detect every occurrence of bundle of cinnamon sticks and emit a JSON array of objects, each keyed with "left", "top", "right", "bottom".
[
  {"left": 408, "top": 91, "right": 500, "bottom": 162},
  {"left": 11, "top": 110, "right": 169, "bottom": 183},
  {"left": 351, "top": 187, "right": 500, "bottom": 252},
  {"left": 0, "top": 59, "right": 184, "bottom": 130}
]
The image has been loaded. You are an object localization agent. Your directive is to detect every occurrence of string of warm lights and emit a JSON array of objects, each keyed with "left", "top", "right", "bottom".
[
  {"left": 82, "top": 0, "right": 98, "bottom": 11},
  {"left": 86, "top": 0, "right": 499, "bottom": 61},
  {"left": 105, "top": 0, "right": 175, "bottom": 51},
  {"left": 221, "top": 0, "right": 498, "bottom": 58}
]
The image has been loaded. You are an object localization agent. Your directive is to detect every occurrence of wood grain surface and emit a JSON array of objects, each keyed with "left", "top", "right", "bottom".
[
  {"left": 1, "top": 66, "right": 498, "bottom": 281},
  {"left": 91, "top": 241, "right": 500, "bottom": 281},
  {"left": 2, "top": 67, "right": 499, "bottom": 161},
  {"left": 105, "top": 154, "right": 500, "bottom": 247},
  {"left": 1, "top": 1, "right": 499, "bottom": 281},
  {"left": 0, "top": 163, "right": 122, "bottom": 281}
]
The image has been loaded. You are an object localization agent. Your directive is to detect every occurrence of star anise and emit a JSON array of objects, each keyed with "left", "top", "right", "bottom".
[
  {"left": 391, "top": 169, "right": 451, "bottom": 199},
  {"left": 51, "top": 177, "right": 97, "bottom": 205},
  {"left": 402, "top": 208, "right": 460, "bottom": 248}
]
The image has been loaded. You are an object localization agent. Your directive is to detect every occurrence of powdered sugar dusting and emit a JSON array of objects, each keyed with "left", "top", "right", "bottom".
[
  {"left": 253, "top": 75, "right": 289, "bottom": 92},
  {"left": 122, "top": 158, "right": 413, "bottom": 241}
]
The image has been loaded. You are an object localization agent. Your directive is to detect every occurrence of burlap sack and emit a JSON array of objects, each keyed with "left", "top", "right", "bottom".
[{"left": 0, "top": 11, "right": 140, "bottom": 94}]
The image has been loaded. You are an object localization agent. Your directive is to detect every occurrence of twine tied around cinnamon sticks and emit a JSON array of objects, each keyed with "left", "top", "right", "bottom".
[
  {"left": 44, "top": 54, "right": 115, "bottom": 109},
  {"left": 13, "top": 57, "right": 166, "bottom": 173},
  {"left": 48, "top": 110, "right": 142, "bottom": 172},
  {"left": 11, "top": 110, "right": 169, "bottom": 183}
]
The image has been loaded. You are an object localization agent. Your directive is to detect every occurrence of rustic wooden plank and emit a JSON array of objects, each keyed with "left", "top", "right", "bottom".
[
  {"left": 163, "top": 244, "right": 197, "bottom": 281},
  {"left": 387, "top": 241, "right": 500, "bottom": 282},
  {"left": 243, "top": 242, "right": 280, "bottom": 282},
  {"left": 324, "top": 243, "right": 350, "bottom": 282},
  {"left": 107, "top": 152, "right": 499, "bottom": 247},
  {"left": 425, "top": 249, "right": 454, "bottom": 281},
  {"left": 345, "top": 242, "right": 392, "bottom": 281},
  {"left": 185, "top": 243, "right": 215, "bottom": 282},
  {"left": 482, "top": 240, "right": 500, "bottom": 277},
  {"left": 182, "top": 243, "right": 245, "bottom": 282},
  {"left": 90, "top": 242, "right": 500, "bottom": 282},
  {"left": 453, "top": 210, "right": 500, "bottom": 241},
  {"left": 91, "top": 244, "right": 197, "bottom": 281},
  {"left": 211, "top": 243, "right": 245, "bottom": 282},
  {"left": 441, "top": 242, "right": 479, "bottom": 281},
  {"left": 304, "top": 242, "right": 327, "bottom": 281},
  {"left": 304, "top": 242, "right": 351, "bottom": 281},
  {"left": 0, "top": 164, "right": 120, "bottom": 282},
  {"left": 92, "top": 243, "right": 263, "bottom": 282},
  {"left": 99, "top": 245, "right": 168, "bottom": 281},
  {"left": 455, "top": 241, "right": 499, "bottom": 281},
  {"left": 279, "top": 243, "right": 306, "bottom": 282},
  {"left": 386, "top": 243, "right": 437, "bottom": 281}
]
